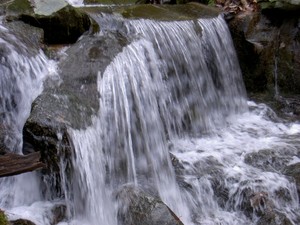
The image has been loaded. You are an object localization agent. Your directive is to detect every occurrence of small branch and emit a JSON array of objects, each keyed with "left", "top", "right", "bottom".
[{"left": 0, "top": 152, "right": 45, "bottom": 178}]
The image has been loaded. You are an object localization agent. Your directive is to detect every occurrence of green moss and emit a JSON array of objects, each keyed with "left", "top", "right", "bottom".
[
  {"left": 0, "top": 210, "right": 8, "bottom": 225},
  {"left": 84, "top": 0, "right": 136, "bottom": 4},
  {"left": 121, "top": 3, "right": 219, "bottom": 21},
  {"left": 7, "top": 0, "right": 34, "bottom": 14}
]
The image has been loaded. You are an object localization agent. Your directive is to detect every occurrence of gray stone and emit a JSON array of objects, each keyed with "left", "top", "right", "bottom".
[{"left": 116, "top": 185, "right": 184, "bottom": 225}]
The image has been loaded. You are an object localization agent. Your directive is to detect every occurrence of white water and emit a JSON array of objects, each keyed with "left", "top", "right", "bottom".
[
  {"left": 0, "top": 10, "right": 299, "bottom": 225},
  {"left": 65, "top": 15, "right": 300, "bottom": 225},
  {"left": 0, "top": 23, "right": 58, "bottom": 224}
]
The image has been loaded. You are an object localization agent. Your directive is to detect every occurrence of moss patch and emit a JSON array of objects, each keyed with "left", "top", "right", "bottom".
[
  {"left": 7, "top": 0, "right": 34, "bottom": 15},
  {"left": 84, "top": 0, "right": 136, "bottom": 4},
  {"left": 121, "top": 3, "right": 219, "bottom": 21},
  {"left": 0, "top": 210, "right": 8, "bottom": 225}
]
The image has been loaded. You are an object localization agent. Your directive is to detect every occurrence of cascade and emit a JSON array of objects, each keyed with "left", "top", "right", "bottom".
[
  {"left": 0, "top": 23, "right": 58, "bottom": 224},
  {"left": 0, "top": 6, "right": 299, "bottom": 225},
  {"left": 64, "top": 14, "right": 300, "bottom": 225}
]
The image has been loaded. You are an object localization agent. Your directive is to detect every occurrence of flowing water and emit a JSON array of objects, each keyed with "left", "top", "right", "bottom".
[
  {"left": 0, "top": 22, "right": 59, "bottom": 224},
  {"left": 0, "top": 7, "right": 300, "bottom": 225}
]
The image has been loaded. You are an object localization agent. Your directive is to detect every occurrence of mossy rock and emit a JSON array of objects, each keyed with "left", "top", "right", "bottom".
[
  {"left": 6, "top": 0, "right": 34, "bottom": 15},
  {"left": 19, "top": 4, "right": 92, "bottom": 44},
  {"left": 5, "top": 0, "right": 94, "bottom": 44},
  {"left": 0, "top": 210, "right": 8, "bottom": 225},
  {"left": 10, "top": 219, "right": 36, "bottom": 225},
  {"left": 258, "top": 0, "right": 300, "bottom": 10},
  {"left": 84, "top": 0, "right": 136, "bottom": 4},
  {"left": 121, "top": 2, "right": 219, "bottom": 20}
]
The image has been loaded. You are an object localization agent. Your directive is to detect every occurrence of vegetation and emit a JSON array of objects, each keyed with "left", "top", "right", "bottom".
[{"left": 0, "top": 210, "right": 8, "bottom": 225}]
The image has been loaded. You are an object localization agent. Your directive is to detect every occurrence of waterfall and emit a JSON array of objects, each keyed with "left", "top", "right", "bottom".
[
  {"left": 67, "top": 15, "right": 250, "bottom": 225},
  {"left": 0, "top": 7, "right": 299, "bottom": 225},
  {"left": 0, "top": 23, "right": 58, "bottom": 224}
]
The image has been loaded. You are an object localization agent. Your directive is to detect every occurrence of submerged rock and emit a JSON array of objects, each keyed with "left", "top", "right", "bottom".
[
  {"left": 256, "top": 210, "right": 293, "bottom": 225},
  {"left": 282, "top": 162, "right": 300, "bottom": 197},
  {"left": 244, "top": 148, "right": 294, "bottom": 172},
  {"left": 116, "top": 185, "right": 184, "bottom": 225}
]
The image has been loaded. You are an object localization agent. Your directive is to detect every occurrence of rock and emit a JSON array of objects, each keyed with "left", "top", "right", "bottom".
[
  {"left": 282, "top": 162, "right": 300, "bottom": 197},
  {"left": 6, "top": 0, "right": 34, "bottom": 15},
  {"left": 228, "top": 11, "right": 300, "bottom": 96},
  {"left": 5, "top": 0, "right": 94, "bottom": 44},
  {"left": 115, "top": 185, "right": 184, "bottom": 225},
  {"left": 170, "top": 151, "right": 229, "bottom": 208},
  {"left": 84, "top": 0, "right": 136, "bottom": 4},
  {"left": 31, "top": 0, "right": 68, "bottom": 16},
  {"left": 258, "top": 0, "right": 300, "bottom": 10},
  {"left": 23, "top": 32, "right": 129, "bottom": 198},
  {"left": 51, "top": 204, "right": 67, "bottom": 224},
  {"left": 20, "top": 4, "right": 92, "bottom": 44},
  {"left": 120, "top": 3, "right": 219, "bottom": 20},
  {"left": 2, "top": 20, "right": 44, "bottom": 55},
  {"left": 244, "top": 149, "right": 294, "bottom": 172},
  {"left": 10, "top": 219, "right": 36, "bottom": 225},
  {"left": 193, "top": 157, "right": 229, "bottom": 208},
  {"left": 257, "top": 210, "right": 293, "bottom": 225}
]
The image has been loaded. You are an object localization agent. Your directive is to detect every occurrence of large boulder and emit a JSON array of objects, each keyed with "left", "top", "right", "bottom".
[
  {"left": 23, "top": 32, "right": 129, "bottom": 198},
  {"left": 115, "top": 185, "right": 184, "bottom": 225}
]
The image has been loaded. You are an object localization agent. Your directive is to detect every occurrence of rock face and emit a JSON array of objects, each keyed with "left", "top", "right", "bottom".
[
  {"left": 228, "top": 11, "right": 300, "bottom": 96},
  {"left": 116, "top": 185, "right": 184, "bottom": 225}
]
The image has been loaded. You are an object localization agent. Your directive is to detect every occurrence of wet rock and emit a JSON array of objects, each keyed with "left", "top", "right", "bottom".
[
  {"left": 171, "top": 153, "right": 229, "bottom": 208},
  {"left": 10, "top": 219, "right": 36, "bottom": 225},
  {"left": 116, "top": 185, "right": 184, "bottom": 225},
  {"left": 282, "top": 162, "right": 300, "bottom": 196},
  {"left": 84, "top": 0, "right": 136, "bottom": 4},
  {"left": 19, "top": 4, "right": 92, "bottom": 44},
  {"left": 2, "top": 21, "right": 44, "bottom": 55},
  {"left": 258, "top": 0, "right": 300, "bottom": 10},
  {"left": 51, "top": 204, "right": 67, "bottom": 224},
  {"left": 227, "top": 11, "right": 300, "bottom": 96},
  {"left": 244, "top": 149, "right": 293, "bottom": 172},
  {"left": 121, "top": 3, "right": 219, "bottom": 21},
  {"left": 193, "top": 157, "right": 229, "bottom": 208},
  {"left": 5, "top": 0, "right": 94, "bottom": 44},
  {"left": 23, "top": 32, "right": 129, "bottom": 198},
  {"left": 256, "top": 210, "right": 293, "bottom": 225}
]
